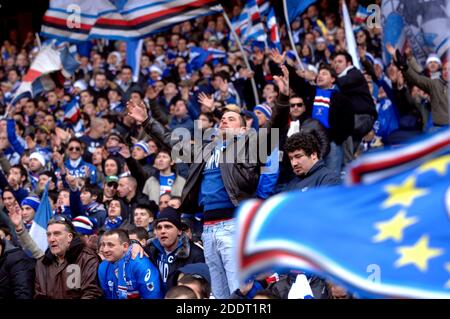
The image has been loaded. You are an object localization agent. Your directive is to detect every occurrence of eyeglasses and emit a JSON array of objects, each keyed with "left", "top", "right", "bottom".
[
  {"left": 290, "top": 103, "right": 304, "bottom": 108},
  {"left": 68, "top": 147, "right": 81, "bottom": 152}
]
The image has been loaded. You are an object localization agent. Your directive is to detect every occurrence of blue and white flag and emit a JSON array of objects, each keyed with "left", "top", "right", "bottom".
[
  {"left": 63, "top": 98, "right": 85, "bottom": 135},
  {"left": 126, "top": 38, "right": 144, "bottom": 82},
  {"left": 237, "top": 129, "right": 450, "bottom": 299},
  {"left": 285, "top": 0, "right": 316, "bottom": 23},
  {"left": 354, "top": 5, "right": 368, "bottom": 25},
  {"left": 242, "top": 0, "right": 267, "bottom": 44},
  {"left": 382, "top": 0, "right": 450, "bottom": 66},
  {"left": 256, "top": 0, "right": 270, "bottom": 18},
  {"left": 29, "top": 185, "right": 53, "bottom": 253},
  {"left": 12, "top": 42, "right": 80, "bottom": 104},
  {"left": 41, "top": 0, "right": 223, "bottom": 42},
  {"left": 267, "top": 6, "right": 281, "bottom": 51},
  {"left": 342, "top": 1, "right": 361, "bottom": 70},
  {"left": 189, "top": 46, "right": 227, "bottom": 71}
]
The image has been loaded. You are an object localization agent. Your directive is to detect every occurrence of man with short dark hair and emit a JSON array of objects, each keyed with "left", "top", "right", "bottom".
[
  {"left": 98, "top": 228, "right": 162, "bottom": 299},
  {"left": 293, "top": 63, "right": 354, "bottom": 175},
  {"left": 69, "top": 183, "right": 107, "bottom": 226},
  {"left": 128, "top": 226, "right": 150, "bottom": 246},
  {"left": 133, "top": 203, "right": 158, "bottom": 238},
  {"left": 144, "top": 207, "right": 205, "bottom": 294},
  {"left": 284, "top": 132, "right": 340, "bottom": 192},
  {"left": 127, "top": 68, "right": 285, "bottom": 298},
  {"left": 116, "top": 65, "right": 143, "bottom": 103},
  {"left": 117, "top": 175, "right": 148, "bottom": 218},
  {"left": 331, "top": 50, "right": 377, "bottom": 155},
  {"left": 59, "top": 137, "right": 97, "bottom": 185}
]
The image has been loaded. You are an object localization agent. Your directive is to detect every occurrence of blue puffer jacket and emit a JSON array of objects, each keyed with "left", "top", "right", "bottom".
[{"left": 98, "top": 248, "right": 162, "bottom": 299}]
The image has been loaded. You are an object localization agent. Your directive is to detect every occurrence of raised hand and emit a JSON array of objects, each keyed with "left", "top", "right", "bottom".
[
  {"left": 273, "top": 65, "right": 290, "bottom": 96},
  {"left": 118, "top": 143, "right": 131, "bottom": 159},
  {"left": 55, "top": 127, "right": 72, "bottom": 144},
  {"left": 83, "top": 165, "right": 91, "bottom": 179},
  {"left": 25, "top": 136, "right": 36, "bottom": 150},
  {"left": 52, "top": 150, "right": 64, "bottom": 169},
  {"left": 269, "top": 48, "right": 286, "bottom": 65},
  {"left": 8, "top": 202, "right": 23, "bottom": 231},
  {"left": 198, "top": 92, "right": 214, "bottom": 111},
  {"left": 127, "top": 100, "right": 149, "bottom": 123},
  {"left": 65, "top": 173, "right": 78, "bottom": 191},
  {"left": 146, "top": 86, "right": 159, "bottom": 100},
  {"left": 386, "top": 43, "right": 396, "bottom": 59},
  {"left": 5, "top": 104, "right": 14, "bottom": 119}
]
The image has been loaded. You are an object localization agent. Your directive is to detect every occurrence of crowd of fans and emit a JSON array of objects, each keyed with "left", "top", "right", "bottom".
[{"left": 0, "top": 0, "right": 448, "bottom": 299}]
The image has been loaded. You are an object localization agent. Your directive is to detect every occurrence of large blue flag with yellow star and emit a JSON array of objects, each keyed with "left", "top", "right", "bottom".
[{"left": 237, "top": 129, "right": 450, "bottom": 298}]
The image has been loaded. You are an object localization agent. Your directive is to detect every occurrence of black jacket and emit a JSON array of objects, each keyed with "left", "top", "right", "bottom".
[
  {"left": 0, "top": 239, "right": 35, "bottom": 299},
  {"left": 144, "top": 235, "right": 205, "bottom": 292},
  {"left": 289, "top": 67, "right": 355, "bottom": 145},
  {"left": 285, "top": 160, "right": 340, "bottom": 192},
  {"left": 141, "top": 94, "right": 287, "bottom": 216},
  {"left": 335, "top": 67, "right": 377, "bottom": 117}
]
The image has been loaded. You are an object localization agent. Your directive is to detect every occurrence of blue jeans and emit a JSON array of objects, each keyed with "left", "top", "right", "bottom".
[
  {"left": 201, "top": 219, "right": 239, "bottom": 299},
  {"left": 325, "top": 141, "right": 344, "bottom": 176}
]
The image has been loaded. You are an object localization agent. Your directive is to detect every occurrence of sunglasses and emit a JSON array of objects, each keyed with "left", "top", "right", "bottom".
[
  {"left": 48, "top": 215, "right": 75, "bottom": 231},
  {"left": 290, "top": 103, "right": 304, "bottom": 107},
  {"left": 68, "top": 147, "right": 81, "bottom": 151},
  {"left": 106, "top": 182, "right": 118, "bottom": 189}
]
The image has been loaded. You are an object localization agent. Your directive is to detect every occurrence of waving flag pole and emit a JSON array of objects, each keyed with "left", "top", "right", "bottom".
[
  {"left": 342, "top": 1, "right": 361, "bottom": 70},
  {"left": 282, "top": 0, "right": 305, "bottom": 71},
  {"left": 222, "top": 11, "right": 260, "bottom": 105}
]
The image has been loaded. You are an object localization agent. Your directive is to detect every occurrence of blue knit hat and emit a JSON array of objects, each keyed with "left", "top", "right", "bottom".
[
  {"left": 254, "top": 104, "right": 272, "bottom": 120},
  {"left": 133, "top": 141, "right": 150, "bottom": 154},
  {"left": 21, "top": 195, "right": 40, "bottom": 212}
]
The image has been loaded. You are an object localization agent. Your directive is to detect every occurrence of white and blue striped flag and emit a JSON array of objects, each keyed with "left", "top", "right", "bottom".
[{"left": 29, "top": 185, "right": 53, "bottom": 253}]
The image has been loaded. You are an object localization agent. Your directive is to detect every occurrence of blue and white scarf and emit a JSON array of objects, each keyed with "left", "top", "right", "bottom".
[
  {"left": 104, "top": 216, "right": 123, "bottom": 230},
  {"left": 312, "top": 88, "right": 333, "bottom": 129}
]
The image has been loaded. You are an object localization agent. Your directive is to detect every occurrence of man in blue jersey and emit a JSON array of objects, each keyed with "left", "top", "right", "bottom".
[{"left": 98, "top": 228, "right": 162, "bottom": 299}]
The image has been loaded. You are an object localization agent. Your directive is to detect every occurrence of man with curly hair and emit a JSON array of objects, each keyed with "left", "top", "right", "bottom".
[{"left": 284, "top": 132, "right": 340, "bottom": 192}]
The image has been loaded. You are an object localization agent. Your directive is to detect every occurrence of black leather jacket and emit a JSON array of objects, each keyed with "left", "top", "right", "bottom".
[{"left": 141, "top": 94, "right": 289, "bottom": 214}]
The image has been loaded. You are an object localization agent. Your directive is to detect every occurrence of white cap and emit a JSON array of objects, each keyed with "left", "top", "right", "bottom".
[
  {"left": 73, "top": 79, "right": 87, "bottom": 91},
  {"left": 29, "top": 152, "right": 46, "bottom": 168},
  {"left": 149, "top": 65, "right": 163, "bottom": 75},
  {"left": 374, "top": 58, "right": 384, "bottom": 68},
  {"left": 307, "top": 64, "right": 318, "bottom": 74},
  {"left": 316, "top": 37, "right": 326, "bottom": 44},
  {"left": 426, "top": 54, "right": 441, "bottom": 66}
]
